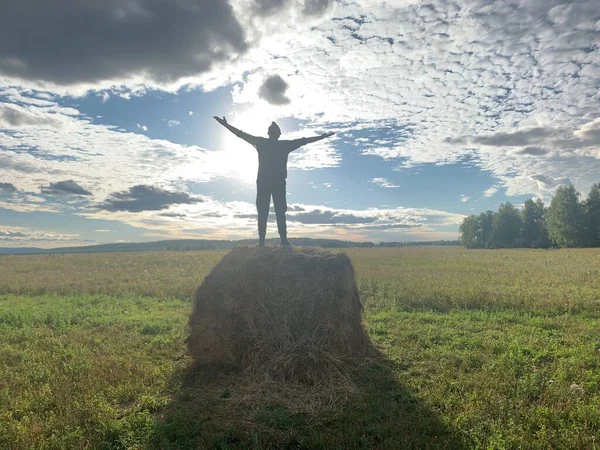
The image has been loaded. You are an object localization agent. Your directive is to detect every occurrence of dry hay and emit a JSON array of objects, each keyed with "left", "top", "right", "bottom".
[{"left": 186, "top": 246, "right": 372, "bottom": 386}]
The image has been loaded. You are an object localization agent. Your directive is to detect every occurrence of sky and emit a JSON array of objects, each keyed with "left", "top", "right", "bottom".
[{"left": 1, "top": 0, "right": 599, "bottom": 247}]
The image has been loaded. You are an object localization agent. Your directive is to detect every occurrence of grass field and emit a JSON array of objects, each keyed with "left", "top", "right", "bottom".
[{"left": 1, "top": 247, "right": 599, "bottom": 449}]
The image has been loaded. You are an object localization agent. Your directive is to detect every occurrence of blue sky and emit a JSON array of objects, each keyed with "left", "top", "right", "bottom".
[{"left": 1, "top": 0, "right": 599, "bottom": 247}]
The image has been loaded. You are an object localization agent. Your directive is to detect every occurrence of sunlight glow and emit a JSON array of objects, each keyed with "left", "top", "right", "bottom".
[{"left": 222, "top": 108, "right": 277, "bottom": 183}]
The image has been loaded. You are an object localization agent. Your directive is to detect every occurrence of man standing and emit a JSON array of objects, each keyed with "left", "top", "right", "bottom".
[{"left": 214, "top": 116, "right": 335, "bottom": 247}]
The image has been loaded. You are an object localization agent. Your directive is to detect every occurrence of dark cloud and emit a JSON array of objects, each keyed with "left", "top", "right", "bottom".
[
  {"left": 0, "top": 0, "right": 248, "bottom": 86},
  {"left": 41, "top": 180, "right": 92, "bottom": 196},
  {"left": 252, "top": 0, "right": 330, "bottom": 17},
  {"left": 448, "top": 120, "right": 600, "bottom": 154},
  {"left": 288, "top": 210, "right": 376, "bottom": 224},
  {"left": 515, "top": 147, "right": 550, "bottom": 156},
  {"left": 303, "top": 0, "right": 330, "bottom": 16},
  {"left": 99, "top": 185, "right": 202, "bottom": 212},
  {"left": 0, "top": 103, "right": 65, "bottom": 128},
  {"left": 0, "top": 182, "right": 17, "bottom": 194},
  {"left": 451, "top": 127, "right": 554, "bottom": 147},
  {"left": 0, "top": 153, "right": 51, "bottom": 174},
  {"left": 253, "top": 0, "right": 287, "bottom": 16},
  {"left": 159, "top": 212, "right": 187, "bottom": 218},
  {"left": 0, "top": 229, "right": 78, "bottom": 242},
  {"left": 576, "top": 118, "right": 600, "bottom": 142},
  {"left": 356, "top": 224, "right": 419, "bottom": 230},
  {"left": 234, "top": 213, "right": 272, "bottom": 220},
  {"left": 530, "top": 174, "right": 571, "bottom": 189},
  {"left": 258, "top": 75, "right": 291, "bottom": 105}
]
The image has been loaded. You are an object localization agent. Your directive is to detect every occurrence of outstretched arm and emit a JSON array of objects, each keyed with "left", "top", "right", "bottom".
[
  {"left": 301, "top": 131, "right": 335, "bottom": 145},
  {"left": 288, "top": 131, "right": 335, "bottom": 151},
  {"left": 213, "top": 116, "right": 259, "bottom": 145}
]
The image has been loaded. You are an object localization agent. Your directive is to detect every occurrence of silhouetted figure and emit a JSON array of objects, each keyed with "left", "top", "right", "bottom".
[{"left": 214, "top": 116, "right": 335, "bottom": 247}]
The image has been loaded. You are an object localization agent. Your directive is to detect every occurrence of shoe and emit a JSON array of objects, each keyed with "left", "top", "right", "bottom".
[
  {"left": 257, "top": 240, "right": 265, "bottom": 248},
  {"left": 280, "top": 238, "right": 292, "bottom": 247}
]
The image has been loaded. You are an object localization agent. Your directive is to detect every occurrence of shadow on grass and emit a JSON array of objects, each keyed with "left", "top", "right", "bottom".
[{"left": 146, "top": 356, "right": 468, "bottom": 450}]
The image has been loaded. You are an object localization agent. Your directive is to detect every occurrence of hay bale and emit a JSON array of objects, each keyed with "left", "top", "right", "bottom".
[{"left": 186, "top": 246, "right": 370, "bottom": 384}]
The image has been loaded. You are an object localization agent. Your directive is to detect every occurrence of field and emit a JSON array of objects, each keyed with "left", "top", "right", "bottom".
[{"left": 1, "top": 247, "right": 600, "bottom": 449}]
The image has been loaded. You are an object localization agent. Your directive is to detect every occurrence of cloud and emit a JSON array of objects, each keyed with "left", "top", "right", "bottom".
[
  {"left": 251, "top": 0, "right": 330, "bottom": 18},
  {"left": 446, "top": 118, "right": 600, "bottom": 196},
  {"left": 41, "top": 180, "right": 92, "bottom": 196},
  {"left": 483, "top": 186, "right": 499, "bottom": 198},
  {"left": 98, "top": 185, "right": 203, "bottom": 213},
  {"left": 0, "top": 182, "right": 17, "bottom": 194},
  {"left": 167, "top": 120, "right": 181, "bottom": 127},
  {"left": 222, "top": 0, "right": 600, "bottom": 199},
  {"left": 284, "top": 205, "right": 465, "bottom": 229},
  {"left": 0, "top": 103, "right": 69, "bottom": 129},
  {"left": 574, "top": 118, "right": 600, "bottom": 142},
  {"left": 515, "top": 147, "right": 551, "bottom": 156},
  {"left": 137, "top": 124, "right": 148, "bottom": 131},
  {"left": 449, "top": 128, "right": 555, "bottom": 147},
  {"left": 460, "top": 195, "right": 470, "bottom": 203},
  {"left": 370, "top": 177, "right": 401, "bottom": 188},
  {"left": 0, "top": 0, "right": 248, "bottom": 88},
  {"left": 0, "top": 94, "right": 341, "bottom": 226},
  {"left": 258, "top": 75, "right": 291, "bottom": 105},
  {"left": 288, "top": 210, "right": 377, "bottom": 224},
  {"left": 0, "top": 227, "right": 80, "bottom": 244},
  {"left": 302, "top": 0, "right": 331, "bottom": 16},
  {"left": 159, "top": 212, "right": 187, "bottom": 218},
  {"left": 530, "top": 174, "right": 571, "bottom": 190}
]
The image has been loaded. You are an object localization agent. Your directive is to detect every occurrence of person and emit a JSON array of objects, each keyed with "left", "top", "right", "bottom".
[{"left": 214, "top": 116, "right": 335, "bottom": 247}]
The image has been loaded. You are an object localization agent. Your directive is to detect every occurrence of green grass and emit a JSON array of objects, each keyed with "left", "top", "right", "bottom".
[{"left": 1, "top": 248, "right": 599, "bottom": 449}]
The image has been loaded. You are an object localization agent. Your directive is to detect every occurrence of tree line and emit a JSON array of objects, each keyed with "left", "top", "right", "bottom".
[{"left": 459, "top": 183, "right": 600, "bottom": 249}]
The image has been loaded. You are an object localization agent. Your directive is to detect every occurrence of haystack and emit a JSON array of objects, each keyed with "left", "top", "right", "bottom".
[{"left": 186, "top": 246, "right": 371, "bottom": 384}]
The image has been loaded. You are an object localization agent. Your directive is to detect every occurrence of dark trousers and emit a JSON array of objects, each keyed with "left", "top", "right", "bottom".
[{"left": 256, "top": 180, "right": 287, "bottom": 241}]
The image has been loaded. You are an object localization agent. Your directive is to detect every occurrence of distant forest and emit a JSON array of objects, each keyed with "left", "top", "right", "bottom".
[
  {"left": 0, "top": 238, "right": 461, "bottom": 255},
  {"left": 460, "top": 183, "right": 600, "bottom": 249}
]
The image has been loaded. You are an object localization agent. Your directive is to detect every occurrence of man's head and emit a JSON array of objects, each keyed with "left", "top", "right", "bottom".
[{"left": 268, "top": 121, "right": 281, "bottom": 140}]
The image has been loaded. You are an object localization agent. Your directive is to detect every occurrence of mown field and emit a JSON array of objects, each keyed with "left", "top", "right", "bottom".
[{"left": 1, "top": 247, "right": 599, "bottom": 449}]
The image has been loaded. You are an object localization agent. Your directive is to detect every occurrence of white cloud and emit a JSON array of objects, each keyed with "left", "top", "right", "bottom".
[
  {"left": 0, "top": 95, "right": 340, "bottom": 218},
  {"left": 217, "top": 0, "right": 600, "bottom": 198},
  {"left": 483, "top": 186, "right": 499, "bottom": 198},
  {"left": 371, "top": 177, "right": 401, "bottom": 188},
  {"left": 460, "top": 195, "right": 470, "bottom": 203},
  {"left": 167, "top": 120, "right": 181, "bottom": 127}
]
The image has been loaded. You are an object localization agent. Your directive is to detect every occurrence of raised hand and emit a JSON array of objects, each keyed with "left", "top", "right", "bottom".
[{"left": 213, "top": 116, "right": 227, "bottom": 126}]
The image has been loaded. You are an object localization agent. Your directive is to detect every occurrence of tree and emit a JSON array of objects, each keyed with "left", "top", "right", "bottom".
[
  {"left": 475, "top": 210, "right": 494, "bottom": 249},
  {"left": 492, "top": 202, "right": 522, "bottom": 248},
  {"left": 459, "top": 215, "right": 478, "bottom": 248},
  {"left": 583, "top": 183, "right": 600, "bottom": 247},
  {"left": 521, "top": 198, "right": 549, "bottom": 248},
  {"left": 546, "top": 185, "right": 584, "bottom": 248}
]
